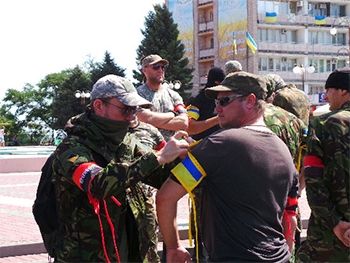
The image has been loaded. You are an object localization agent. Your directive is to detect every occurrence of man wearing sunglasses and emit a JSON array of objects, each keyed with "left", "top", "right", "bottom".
[
  {"left": 50, "top": 74, "right": 189, "bottom": 262},
  {"left": 137, "top": 54, "right": 189, "bottom": 141},
  {"left": 156, "top": 72, "right": 299, "bottom": 263}
]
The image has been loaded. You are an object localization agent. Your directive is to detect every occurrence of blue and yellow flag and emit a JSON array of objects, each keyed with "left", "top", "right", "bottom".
[
  {"left": 315, "top": 15, "right": 326, "bottom": 25},
  {"left": 233, "top": 38, "right": 237, "bottom": 55},
  {"left": 246, "top": 32, "right": 258, "bottom": 54},
  {"left": 186, "top": 105, "right": 200, "bottom": 120},
  {"left": 171, "top": 152, "right": 206, "bottom": 193},
  {"left": 266, "top": 12, "right": 277, "bottom": 23}
]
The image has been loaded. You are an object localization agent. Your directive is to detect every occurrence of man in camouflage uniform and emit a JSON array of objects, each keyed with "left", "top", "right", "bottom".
[
  {"left": 263, "top": 75, "right": 307, "bottom": 256},
  {"left": 137, "top": 54, "right": 189, "bottom": 141},
  {"left": 127, "top": 117, "right": 167, "bottom": 263},
  {"left": 267, "top": 73, "right": 310, "bottom": 126},
  {"left": 298, "top": 68, "right": 350, "bottom": 262},
  {"left": 296, "top": 68, "right": 350, "bottom": 262},
  {"left": 52, "top": 75, "right": 189, "bottom": 262}
]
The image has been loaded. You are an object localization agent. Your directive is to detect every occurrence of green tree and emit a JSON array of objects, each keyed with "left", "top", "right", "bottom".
[
  {"left": 132, "top": 3, "right": 194, "bottom": 101},
  {"left": 0, "top": 84, "right": 49, "bottom": 145},
  {"left": 52, "top": 66, "right": 93, "bottom": 129},
  {"left": 89, "top": 51, "right": 126, "bottom": 84}
]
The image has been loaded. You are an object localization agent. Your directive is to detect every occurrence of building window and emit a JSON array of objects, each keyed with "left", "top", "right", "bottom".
[
  {"left": 259, "top": 57, "right": 268, "bottom": 71},
  {"left": 330, "top": 4, "right": 346, "bottom": 17}
]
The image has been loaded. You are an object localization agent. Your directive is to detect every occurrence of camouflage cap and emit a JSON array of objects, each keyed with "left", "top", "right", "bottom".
[
  {"left": 141, "top": 54, "right": 169, "bottom": 68},
  {"left": 205, "top": 71, "right": 267, "bottom": 100},
  {"left": 263, "top": 75, "right": 277, "bottom": 98},
  {"left": 266, "top": 73, "right": 286, "bottom": 91},
  {"left": 91, "top": 75, "right": 152, "bottom": 108},
  {"left": 224, "top": 60, "right": 242, "bottom": 74},
  {"left": 325, "top": 67, "right": 350, "bottom": 91}
]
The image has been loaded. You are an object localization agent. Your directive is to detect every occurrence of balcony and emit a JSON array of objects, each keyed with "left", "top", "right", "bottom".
[
  {"left": 199, "top": 48, "right": 214, "bottom": 60},
  {"left": 199, "top": 20, "right": 214, "bottom": 33}
]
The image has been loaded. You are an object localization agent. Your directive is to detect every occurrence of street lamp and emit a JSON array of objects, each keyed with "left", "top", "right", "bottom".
[
  {"left": 330, "top": 17, "right": 350, "bottom": 65},
  {"left": 292, "top": 64, "right": 315, "bottom": 91},
  {"left": 75, "top": 90, "right": 90, "bottom": 112},
  {"left": 162, "top": 80, "right": 182, "bottom": 90},
  {"left": 75, "top": 90, "right": 91, "bottom": 104}
]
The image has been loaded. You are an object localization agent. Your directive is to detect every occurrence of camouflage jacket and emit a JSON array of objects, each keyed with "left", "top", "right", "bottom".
[
  {"left": 273, "top": 84, "right": 310, "bottom": 126},
  {"left": 264, "top": 104, "right": 307, "bottom": 165},
  {"left": 297, "top": 101, "right": 350, "bottom": 261},
  {"left": 52, "top": 112, "right": 174, "bottom": 262}
]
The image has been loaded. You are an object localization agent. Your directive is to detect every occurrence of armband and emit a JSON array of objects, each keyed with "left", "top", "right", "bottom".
[{"left": 174, "top": 104, "right": 187, "bottom": 115}]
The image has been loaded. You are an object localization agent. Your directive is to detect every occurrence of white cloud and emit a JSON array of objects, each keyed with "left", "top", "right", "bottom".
[{"left": 0, "top": 0, "right": 164, "bottom": 100}]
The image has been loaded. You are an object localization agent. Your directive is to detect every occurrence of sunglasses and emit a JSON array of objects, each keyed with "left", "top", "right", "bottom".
[
  {"left": 149, "top": 64, "right": 167, "bottom": 71},
  {"left": 102, "top": 100, "right": 138, "bottom": 116},
  {"left": 215, "top": 94, "right": 244, "bottom": 107}
]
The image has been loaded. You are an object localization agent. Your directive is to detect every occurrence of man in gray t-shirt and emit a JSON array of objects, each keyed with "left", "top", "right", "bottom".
[{"left": 137, "top": 54, "right": 188, "bottom": 141}]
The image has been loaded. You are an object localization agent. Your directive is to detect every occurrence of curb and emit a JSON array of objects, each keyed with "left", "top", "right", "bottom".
[{"left": 0, "top": 229, "right": 190, "bottom": 258}]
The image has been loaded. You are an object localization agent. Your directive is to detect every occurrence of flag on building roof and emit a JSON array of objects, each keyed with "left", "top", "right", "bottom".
[
  {"left": 246, "top": 32, "right": 258, "bottom": 54},
  {"left": 266, "top": 12, "right": 277, "bottom": 23},
  {"left": 315, "top": 15, "right": 326, "bottom": 25}
]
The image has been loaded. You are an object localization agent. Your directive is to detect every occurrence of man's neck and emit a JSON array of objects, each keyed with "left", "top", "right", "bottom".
[{"left": 146, "top": 81, "right": 162, "bottom": 91}]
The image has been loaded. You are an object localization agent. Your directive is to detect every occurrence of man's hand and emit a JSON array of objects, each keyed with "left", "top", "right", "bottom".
[
  {"left": 333, "top": 220, "right": 350, "bottom": 247},
  {"left": 167, "top": 246, "right": 192, "bottom": 263},
  {"left": 156, "top": 130, "right": 189, "bottom": 164}
]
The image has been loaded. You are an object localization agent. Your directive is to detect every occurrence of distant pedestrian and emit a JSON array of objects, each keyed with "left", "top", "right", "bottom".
[
  {"left": 296, "top": 68, "right": 350, "bottom": 262},
  {"left": 0, "top": 126, "right": 5, "bottom": 147}
]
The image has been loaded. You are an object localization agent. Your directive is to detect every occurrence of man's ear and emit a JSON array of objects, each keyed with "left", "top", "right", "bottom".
[
  {"left": 245, "top": 93, "right": 257, "bottom": 109},
  {"left": 93, "top": 99, "right": 103, "bottom": 114}
]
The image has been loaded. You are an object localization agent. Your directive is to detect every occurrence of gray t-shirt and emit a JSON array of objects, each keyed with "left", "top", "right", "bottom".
[{"left": 137, "top": 84, "right": 184, "bottom": 140}]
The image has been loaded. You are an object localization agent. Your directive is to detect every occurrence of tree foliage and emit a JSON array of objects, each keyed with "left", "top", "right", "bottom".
[
  {"left": 52, "top": 66, "right": 93, "bottom": 129},
  {"left": 132, "top": 3, "right": 194, "bottom": 100},
  {"left": 89, "top": 51, "right": 126, "bottom": 84}
]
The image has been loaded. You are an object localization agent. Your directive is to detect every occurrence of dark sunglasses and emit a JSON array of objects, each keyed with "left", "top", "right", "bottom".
[
  {"left": 102, "top": 100, "right": 138, "bottom": 116},
  {"left": 149, "top": 64, "right": 167, "bottom": 71},
  {"left": 215, "top": 94, "right": 244, "bottom": 107}
]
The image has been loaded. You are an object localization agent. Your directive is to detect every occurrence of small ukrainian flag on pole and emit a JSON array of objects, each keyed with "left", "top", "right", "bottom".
[
  {"left": 266, "top": 12, "right": 277, "bottom": 23},
  {"left": 315, "top": 15, "right": 326, "bottom": 25},
  {"left": 246, "top": 32, "right": 258, "bottom": 54}
]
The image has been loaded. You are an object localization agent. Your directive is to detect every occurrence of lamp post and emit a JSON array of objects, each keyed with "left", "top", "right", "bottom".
[
  {"left": 162, "top": 80, "right": 182, "bottom": 90},
  {"left": 330, "top": 17, "right": 350, "bottom": 65},
  {"left": 75, "top": 90, "right": 90, "bottom": 112},
  {"left": 292, "top": 64, "right": 315, "bottom": 91}
]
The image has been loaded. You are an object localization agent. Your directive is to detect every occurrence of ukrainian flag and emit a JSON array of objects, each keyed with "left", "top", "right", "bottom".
[
  {"left": 266, "top": 12, "right": 277, "bottom": 23},
  {"left": 246, "top": 32, "right": 258, "bottom": 54},
  {"left": 186, "top": 105, "right": 200, "bottom": 120},
  {"left": 315, "top": 15, "right": 326, "bottom": 25},
  {"left": 171, "top": 152, "right": 206, "bottom": 193}
]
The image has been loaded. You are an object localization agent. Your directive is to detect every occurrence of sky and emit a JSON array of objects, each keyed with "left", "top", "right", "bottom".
[{"left": 0, "top": 0, "right": 164, "bottom": 101}]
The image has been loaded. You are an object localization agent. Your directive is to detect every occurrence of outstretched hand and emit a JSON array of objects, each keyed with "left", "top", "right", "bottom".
[
  {"left": 166, "top": 247, "right": 192, "bottom": 263},
  {"left": 333, "top": 220, "right": 350, "bottom": 247},
  {"left": 156, "top": 130, "right": 189, "bottom": 165}
]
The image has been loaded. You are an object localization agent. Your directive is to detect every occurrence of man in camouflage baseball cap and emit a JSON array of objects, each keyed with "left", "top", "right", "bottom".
[
  {"left": 49, "top": 74, "right": 188, "bottom": 262},
  {"left": 141, "top": 54, "right": 169, "bottom": 68},
  {"left": 91, "top": 74, "right": 152, "bottom": 108}
]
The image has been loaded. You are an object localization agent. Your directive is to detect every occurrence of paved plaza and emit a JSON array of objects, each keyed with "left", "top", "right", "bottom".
[{"left": 0, "top": 147, "right": 310, "bottom": 262}]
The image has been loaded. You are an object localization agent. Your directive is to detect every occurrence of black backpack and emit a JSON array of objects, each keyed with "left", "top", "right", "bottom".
[{"left": 32, "top": 153, "right": 60, "bottom": 258}]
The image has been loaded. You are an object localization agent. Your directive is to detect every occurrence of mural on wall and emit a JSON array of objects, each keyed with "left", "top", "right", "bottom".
[
  {"left": 218, "top": 0, "right": 248, "bottom": 60},
  {"left": 168, "top": 0, "right": 194, "bottom": 64}
]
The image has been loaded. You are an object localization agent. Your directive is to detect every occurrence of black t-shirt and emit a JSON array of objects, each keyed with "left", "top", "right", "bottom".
[
  {"left": 186, "top": 90, "right": 220, "bottom": 140},
  {"left": 171, "top": 127, "right": 297, "bottom": 262}
]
